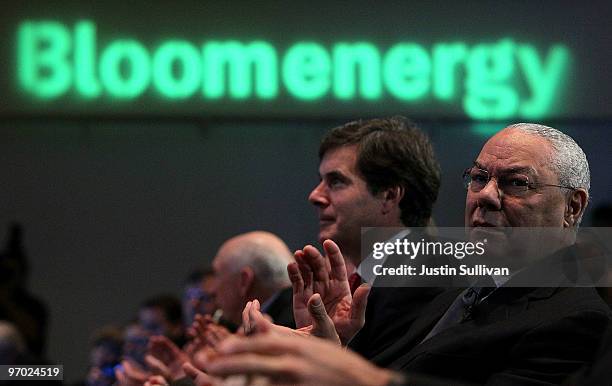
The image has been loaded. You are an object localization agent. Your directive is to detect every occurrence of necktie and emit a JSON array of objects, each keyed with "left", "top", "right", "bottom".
[
  {"left": 421, "top": 276, "right": 497, "bottom": 343},
  {"left": 348, "top": 272, "right": 363, "bottom": 295},
  {"left": 461, "top": 283, "right": 496, "bottom": 322}
]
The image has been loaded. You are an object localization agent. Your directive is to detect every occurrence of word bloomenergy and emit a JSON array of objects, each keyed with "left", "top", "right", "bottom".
[{"left": 17, "top": 20, "right": 570, "bottom": 119}]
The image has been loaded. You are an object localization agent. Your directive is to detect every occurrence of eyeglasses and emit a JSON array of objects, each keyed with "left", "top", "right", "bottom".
[{"left": 462, "top": 166, "right": 575, "bottom": 196}]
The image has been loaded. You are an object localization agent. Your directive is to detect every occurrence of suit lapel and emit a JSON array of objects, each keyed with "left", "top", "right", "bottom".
[
  {"left": 390, "top": 285, "right": 561, "bottom": 369},
  {"left": 382, "top": 288, "right": 463, "bottom": 368}
]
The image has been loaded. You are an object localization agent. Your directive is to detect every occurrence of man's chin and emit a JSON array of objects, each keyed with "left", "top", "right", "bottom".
[{"left": 318, "top": 228, "right": 337, "bottom": 244}]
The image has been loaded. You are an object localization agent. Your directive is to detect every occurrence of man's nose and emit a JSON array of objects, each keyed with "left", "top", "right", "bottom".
[
  {"left": 475, "top": 178, "right": 503, "bottom": 210},
  {"left": 308, "top": 181, "right": 329, "bottom": 207}
]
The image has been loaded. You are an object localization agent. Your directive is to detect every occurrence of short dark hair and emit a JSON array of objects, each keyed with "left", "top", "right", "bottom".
[
  {"left": 141, "top": 294, "right": 183, "bottom": 325},
  {"left": 319, "top": 116, "right": 440, "bottom": 227},
  {"left": 183, "top": 267, "right": 214, "bottom": 286}
]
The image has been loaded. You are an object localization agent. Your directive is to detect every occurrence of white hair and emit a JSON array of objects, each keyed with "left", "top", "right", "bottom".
[
  {"left": 220, "top": 231, "right": 293, "bottom": 290},
  {"left": 506, "top": 123, "right": 590, "bottom": 193},
  {"left": 506, "top": 123, "right": 590, "bottom": 225}
]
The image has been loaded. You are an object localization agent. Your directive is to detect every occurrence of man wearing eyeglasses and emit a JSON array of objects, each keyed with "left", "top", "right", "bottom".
[
  {"left": 379, "top": 123, "right": 610, "bottom": 383},
  {"left": 463, "top": 123, "right": 588, "bottom": 229},
  {"left": 204, "top": 123, "right": 611, "bottom": 386}
]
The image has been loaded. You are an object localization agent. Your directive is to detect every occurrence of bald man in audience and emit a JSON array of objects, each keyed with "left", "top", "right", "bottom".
[{"left": 211, "top": 231, "right": 296, "bottom": 330}]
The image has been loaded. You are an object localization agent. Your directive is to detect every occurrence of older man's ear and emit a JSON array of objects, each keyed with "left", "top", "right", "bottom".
[
  {"left": 238, "top": 266, "right": 255, "bottom": 298},
  {"left": 564, "top": 189, "right": 588, "bottom": 227}
]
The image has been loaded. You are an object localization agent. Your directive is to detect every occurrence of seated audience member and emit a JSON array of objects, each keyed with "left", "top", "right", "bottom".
[
  {"left": 140, "top": 294, "right": 186, "bottom": 348},
  {"left": 0, "top": 223, "right": 49, "bottom": 358},
  {"left": 211, "top": 231, "right": 295, "bottom": 330},
  {"left": 116, "top": 296, "right": 188, "bottom": 385},
  {"left": 84, "top": 325, "right": 124, "bottom": 386},
  {"left": 116, "top": 320, "right": 154, "bottom": 386},
  {"left": 205, "top": 123, "right": 612, "bottom": 385},
  {"left": 118, "top": 307, "right": 240, "bottom": 386},
  {"left": 182, "top": 268, "right": 216, "bottom": 327},
  {"left": 298, "top": 117, "right": 445, "bottom": 359},
  {"left": 121, "top": 321, "right": 150, "bottom": 370},
  {"left": 115, "top": 316, "right": 221, "bottom": 386},
  {"left": 0, "top": 320, "right": 61, "bottom": 385},
  {"left": 0, "top": 320, "right": 27, "bottom": 365}
]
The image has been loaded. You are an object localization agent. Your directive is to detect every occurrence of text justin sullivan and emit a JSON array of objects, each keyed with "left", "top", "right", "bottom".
[{"left": 373, "top": 264, "right": 510, "bottom": 276}]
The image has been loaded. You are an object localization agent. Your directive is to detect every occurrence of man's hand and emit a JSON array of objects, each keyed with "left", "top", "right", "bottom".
[
  {"left": 144, "top": 355, "right": 173, "bottom": 381},
  {"left": 243, "top": 297, "right": 340, "bottom": 344},
  {"left": 290, "top": 240, "right": 370, "bottom": 344},
  {"left": 184, "top": 363, "right": 270, "bottom": 386},
  {"left": 146, "top": 335, "right": 191, "bottom": 381},
  {"left": 192, "top": 314, "right": 232, "bottom": 348},
  {"left": 243, "top": 299, "right": 305, "bottom": 338},
  {"left": 183, "top": 362, "right": 225, "bottom": 386},
  {"left": 186, "top": 314, "right": 234, "bottom": 371},
  {"left": 290, "top": 240, "right": 351, "bottom": 327},
  {"left": 115, "top": 360, "right": 150, "bottom": 386},
  {"left": 85, "top": 366, "right": 113, "bottom": 386},
  {"left": 206, "top": 334, "right": 395, "bottom": 386},
  {"left": 144, "top": 375, "right": 169, "bottom": 386}
]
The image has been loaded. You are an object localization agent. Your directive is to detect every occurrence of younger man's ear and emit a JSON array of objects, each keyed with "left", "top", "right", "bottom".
[{"left": 381, "top": 186, "right": 404, "bottom": 214}]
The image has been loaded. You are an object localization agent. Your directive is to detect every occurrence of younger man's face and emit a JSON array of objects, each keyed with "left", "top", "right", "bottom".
[{"left": 308, "top": 145, "right": 387, "bottom": 253}]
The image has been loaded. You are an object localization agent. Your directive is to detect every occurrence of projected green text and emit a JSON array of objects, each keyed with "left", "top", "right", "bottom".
[{"left": 17, "top": 20, "right": 571, "bottom": 119}]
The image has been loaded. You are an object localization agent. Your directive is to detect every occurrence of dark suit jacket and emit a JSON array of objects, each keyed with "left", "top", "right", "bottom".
[
  {"left": 348, "top": 286, "right": 445, "bottom": 365},
  {"left": 563, "top": 324, "right": 612, "bottom": 386},
  {"left": 263, "top": 286, "right": 295, "bottom": 329},
  {"left": 388, "top": 284, "right": 611, "bottom": 385},
  {"left": 349, "top": 231, "right": 461, "bottom": 365}
]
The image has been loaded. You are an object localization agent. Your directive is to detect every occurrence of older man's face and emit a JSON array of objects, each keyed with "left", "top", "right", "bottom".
[
  {"left": 465, "top": 128, "right": 568, "bottom": 229},
  {"left": 211, "top": 245, "right": 244, "bottom": 326}
]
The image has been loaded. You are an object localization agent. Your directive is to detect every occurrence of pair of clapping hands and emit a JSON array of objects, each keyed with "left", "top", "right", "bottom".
[
  {"left": 115, "top": 314, "right": 231, "bottom": 386},
  {"left": 244, "top": 239, "right": 371, "bottom": 345}
]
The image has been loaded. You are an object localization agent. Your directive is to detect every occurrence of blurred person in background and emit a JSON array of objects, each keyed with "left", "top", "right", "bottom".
[
  {"left": 0, "top": 320, "right": 60, "bottom": 385},
  {"left": 0, "top": 223, "right": 48, "bottom": 358},
  {"left": 212, "top": 231, "right": 295, "bottom": 331},
  {"left": 182, "top": 268, "right": 216, "bottom": 328},
  {"left": 139, "top": 294, "right": 185, "bottom": 348},
  {"left": 121, "top": 320, "right": 150, "bottom": 370},
  {"left": 0, "top": 320, "right": 27, "bottom": 366},
  {"left": 81, "top": 325, "right": 123, "bottom": 386}
]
